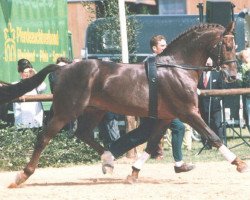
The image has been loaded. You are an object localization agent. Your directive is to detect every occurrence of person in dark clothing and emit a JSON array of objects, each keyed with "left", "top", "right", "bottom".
[
  {"left": 48, "top": 57, "right": 72, "bottom": 93},
  {"left": 0, "top": 103, "right": 8, "bottom": 127},
  {"left": 238, "top": 49, "right": 250, "bottom": 131},
  {"left": 146, "top": 35, "right": 194, "bottom": 170},
  {"left": 99, "top": 112, "right": 121, "bottom": 149},
  {"left": 47, "top": 57, "right": 75, "bottom": 134},
  {"left": 198, "top": 58, "right": 226, "bottom": 149},
  {"left": 0, "top": 81, "right": 8, "bottom": 124}
]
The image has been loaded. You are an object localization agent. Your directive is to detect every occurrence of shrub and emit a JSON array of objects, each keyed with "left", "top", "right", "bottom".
[{"left": 0, "top": 122, "right": 99, "bottom": 171}]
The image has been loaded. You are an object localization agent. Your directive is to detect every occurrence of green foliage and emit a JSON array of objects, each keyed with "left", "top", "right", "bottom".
[
  {"left": 82, "top": 0, "right": 141, "bottom": 62},
  {"left": 0, "top": 122, "right": 99, "bottom": 171},
  {"left": 102, "top": 0, "right": 120, "bottom": 17}
]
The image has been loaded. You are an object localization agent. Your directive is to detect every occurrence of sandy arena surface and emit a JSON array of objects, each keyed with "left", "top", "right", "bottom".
[{"left": 0, "top": 160, "right": 250, "bottom": 200}]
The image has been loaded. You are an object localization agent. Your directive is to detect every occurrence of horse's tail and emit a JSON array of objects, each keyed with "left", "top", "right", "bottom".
[
  {"left": 0, "top": 64, "right": 60, "bottom": 105},
  {"left": 0, "top": 80, "right": 11, "bottom": 86}
]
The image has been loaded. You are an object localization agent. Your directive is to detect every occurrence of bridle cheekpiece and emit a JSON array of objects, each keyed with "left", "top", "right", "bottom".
[{"left": 209, "top": 34, "right": 237, "bottom": 71}]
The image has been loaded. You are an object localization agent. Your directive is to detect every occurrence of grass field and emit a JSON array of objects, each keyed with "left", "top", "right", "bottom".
[{"left": 158, "top": 127, "right": 250, "bottom": 164}]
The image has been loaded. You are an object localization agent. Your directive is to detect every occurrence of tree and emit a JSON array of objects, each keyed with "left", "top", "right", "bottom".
[{"left": 82, "top": 0, "right": 140, "bottom": 62}]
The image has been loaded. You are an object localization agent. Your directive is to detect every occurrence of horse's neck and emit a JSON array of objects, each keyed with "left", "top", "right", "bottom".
[{"left": 165, "top": 29, "right": 222, "bottom": 64}]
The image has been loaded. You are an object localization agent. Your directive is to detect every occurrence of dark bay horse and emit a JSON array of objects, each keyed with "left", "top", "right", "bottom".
[{"left": 8, "top": 22, "right": 249, "bottom": 188}]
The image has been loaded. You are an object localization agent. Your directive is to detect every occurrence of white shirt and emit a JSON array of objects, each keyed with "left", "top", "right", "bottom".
[{"left": 13, "top": 82, "right": 46, "bottom": 129}]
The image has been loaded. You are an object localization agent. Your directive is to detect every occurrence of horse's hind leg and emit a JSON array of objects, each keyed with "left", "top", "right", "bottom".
[
  {"left": 127, "top": 120, "right": 167, "bottom": 183},
  {"left": 8, "top": 117, "right": 66, "bottom": 188},
  {"left": 75, "top": 108, "right": 106, "bottom": 155}
]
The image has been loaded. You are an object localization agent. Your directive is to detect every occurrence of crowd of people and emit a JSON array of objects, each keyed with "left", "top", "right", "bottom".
[{"left": 0, "top": 35, "right": 250, "bottom": 175}]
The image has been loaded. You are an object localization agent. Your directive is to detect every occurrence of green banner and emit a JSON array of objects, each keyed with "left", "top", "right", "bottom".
[{"left": 0, "top": 0, "right": 69, "bottom": 83}]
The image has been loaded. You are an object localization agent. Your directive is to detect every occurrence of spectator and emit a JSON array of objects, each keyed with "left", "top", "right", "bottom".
[
  {"left": 49, "top": 57, "right": 72, "bottom": 93},
  {"left": 238, "top": 49, "right": 250, "bottom": 130},
  {"left": 48, "top": 57, "right": 76, "bottom": 134},
  {"left": 0, "top": 104, "right": 8, "bottom": 122},
  {"left": 13, "top": 59, "right": 46, "bottom": 129},
  {"left": 99, "top": 112, "right": 121, "bottom": 149},
  {"left": 198, "top": 57, "right": 226, "bottom": 149},
  {"left": 0, "top": 82, "right": 8, "bottom": 124},
  {"left": 97, "top": 57, "right": 122, "bottom": 150}
]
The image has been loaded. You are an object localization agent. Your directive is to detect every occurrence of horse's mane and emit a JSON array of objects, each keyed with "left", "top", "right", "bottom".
[{"left": 162, "top": 23, "right": 225, "bottom": 55}]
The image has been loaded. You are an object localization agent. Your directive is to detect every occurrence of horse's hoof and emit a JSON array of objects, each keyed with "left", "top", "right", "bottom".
[
  {"left": 8, "top": 183, "right": 18, "bottom": 188},
  {"left": 231, "top": 158, "right": 250, "bottom": 173},
  {"left": 101, "top": 151, "right": 114, "bottom": 174},
  {"left": 237, "top": 163, "right": 249, "bottom": 173},
  {"left": 126, "top": 175, "right": 138, "bottom": 184},
  {"left": 8, "top": 171, "right": 28, "bottom": 188}
]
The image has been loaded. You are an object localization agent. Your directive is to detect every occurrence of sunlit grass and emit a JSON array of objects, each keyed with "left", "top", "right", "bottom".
[{"left": 155, "top": 127, "right": 250, "bottom": 164}]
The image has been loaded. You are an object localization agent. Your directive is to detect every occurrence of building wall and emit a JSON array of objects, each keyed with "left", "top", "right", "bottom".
[
  {"left": 68, "top": 2, "right": 96, "bottom": 59},
  {"left": 187, "top": 0, "right": 250, "bottom": 14}
]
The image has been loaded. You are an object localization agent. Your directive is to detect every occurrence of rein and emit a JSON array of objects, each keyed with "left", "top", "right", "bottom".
[{"left": 155, "top": 63, "right": 214, "bottom": 71}]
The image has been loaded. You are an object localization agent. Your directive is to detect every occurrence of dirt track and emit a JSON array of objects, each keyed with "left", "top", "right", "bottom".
[{"left": 1, "top": 160, "right": 250, "bottom": 200}]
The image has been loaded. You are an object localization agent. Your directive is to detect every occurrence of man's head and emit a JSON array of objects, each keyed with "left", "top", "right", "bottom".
[
  {"left": 239, "top": 49, "right": 250, "bottom": 63},
  {"left": 17, "top": 58, "right": 33, "bottom": 73},
  {"left": 17, "top": 59, "right": 35, "bottom": 79},
  {"left": 150, "top": 35, "right": 167, "bottom": 55}
]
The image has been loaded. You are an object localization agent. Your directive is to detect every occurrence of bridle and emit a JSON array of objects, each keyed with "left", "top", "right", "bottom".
[{"left": 208, "top": 34, "right": 237, "bottom": 71}]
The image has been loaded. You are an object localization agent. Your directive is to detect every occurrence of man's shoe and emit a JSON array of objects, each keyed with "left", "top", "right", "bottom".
[{"left": 174, "top": 163, "right": 195, "bottom": 173}]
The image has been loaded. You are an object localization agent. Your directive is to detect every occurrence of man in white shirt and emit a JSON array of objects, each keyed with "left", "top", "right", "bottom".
[{"left": 13, "top": 59, "right": 46, "bottom": 129}]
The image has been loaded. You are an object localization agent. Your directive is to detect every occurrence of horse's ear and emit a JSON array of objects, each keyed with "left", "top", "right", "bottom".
[{"left": 224, "top": 21, "right": 235, "bottom": 35}]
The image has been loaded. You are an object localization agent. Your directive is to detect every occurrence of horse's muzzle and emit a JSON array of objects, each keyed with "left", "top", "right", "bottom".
[
  {"left": 228, "top": 75, "right": 237, "bottom": 82},
  {"left": 222, "top": 69, "right": 237, "bottom": 83}
]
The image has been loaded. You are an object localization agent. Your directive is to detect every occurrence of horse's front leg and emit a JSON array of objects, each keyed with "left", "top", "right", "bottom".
[
  {"left": 8, "top": 117, "right": 66, "bottom": 188},
  {"left": 186, "top": 111, "right": 249, "bottom": 173}
]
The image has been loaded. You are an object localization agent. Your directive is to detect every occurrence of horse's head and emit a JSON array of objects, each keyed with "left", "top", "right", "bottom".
[{"left": 209, "top": 22, "right": 237, "bottom": 83}]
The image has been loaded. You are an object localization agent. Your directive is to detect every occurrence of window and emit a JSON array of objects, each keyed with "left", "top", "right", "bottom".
[{"left": 158, "top": 0, "right": 186, "bottom": 15}]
